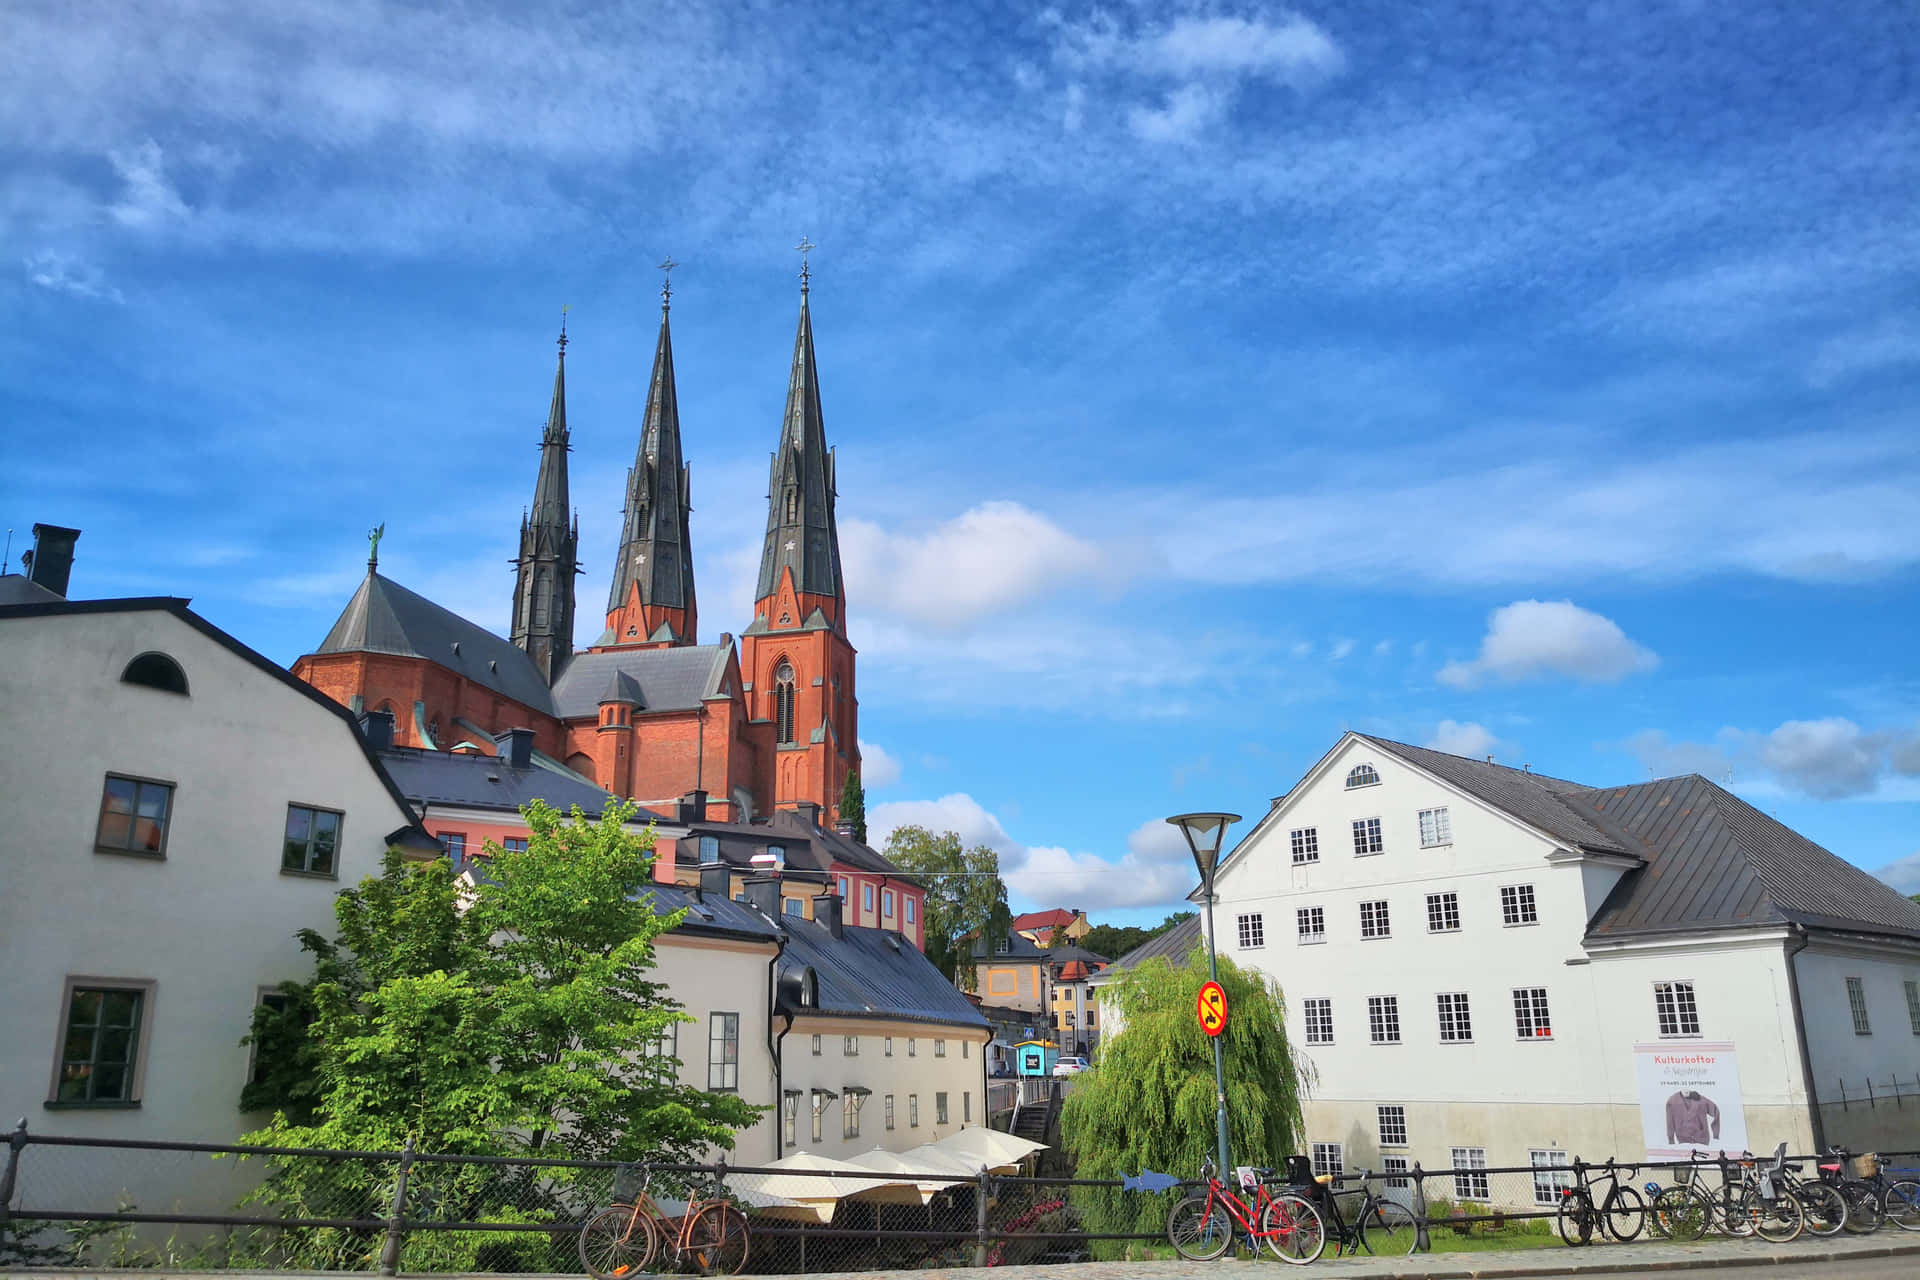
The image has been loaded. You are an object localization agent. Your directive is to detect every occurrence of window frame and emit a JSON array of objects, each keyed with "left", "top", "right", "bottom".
[
  {"left": 1311, "top": 1142, "right": 1344, "bottom": 1178},
  {"left": 811, "top": 1033, "right": 822, "bottom": 1056},
  {"left": 1377, "top": 1104, "right": 1408, "bottom": 1148},
  {"left": 1451, "top": 1147, "right": 1490, "bottom": 1201},
  {"left": 1846, "top": 976, "right": 1873, "bottom": 1036},
  {"left": 281, "top": 802, "right": 346, "bottom": 878},
  {"left": 1530, "top": 1149, "right": 1572, "bottom": 1206},
  {"left": 905, "top": 896, "right": 916, "bottom": 925},
  {"left": 439, "top": 831, "right": 467, "bottom": 864},
  {"left": 1418, "top": 806, "right": 1452, "bottom": 848},
  {"left": 1513, "top": 986, "right": 1552, "bottom": 1040},
  {"left": 909, "top": 1093, "right": 919, "bottom": 1127},
  {"left": 120, "top": 651, "right": 190, "bottom": 695},
  {"left": 707, "top": 1012, "right": 740, "bottom": 1092},
  {"left": 811, "top": 1090, "right": 829, "bottom": 1141},
  {"left": 1425, "top": 891, "right": 1461, "bottom": 934},
  {"left": 935, "top": 1091, "right": 949, "bottom": 1125},
  {"left": 1500, "top": 883, "right": 1539, "bottom": 927},
  {"left": 1345, "top": 763, "right": 1380, "bottom": 789},
  {"left": 934, "top": 1038, "right": 946, "bottom": 1058},
  {"left": 1290, "top": 826, "right": 1320, "bottom": 865},
  {"left": 47, "top": 977, "right": 156, "bottom": 1108},
  {"left": 885, "top": 1094, "right": 896, "bottom": 1130},
  {"left": 1352, "top": 816, "right": 1383, "bottom": 857},
  {"left": 1436, "top": 991, "right": 1473, "bottom": 1043},
  {"left": 882, "top": 888, "right": 895, "bottom": 917},
  {"left": 1653, "top": 980, "right": 1701, "bottom": 1038},
  {"left": 842, "top": 1092, "right": 865, "bottom": 1139},
  {"left": 1297, "top": 905, "right": 1326, "bottom": 944},
  {"left": 1367, "top": 995, "right": 1401, "bottom": 1045},
  {"left": 1905, "top": 980, "right": 1920, "bottom": 1037},
  {"left": 843, "top": 1034, "right": 860, "bottom": 1056},
  {"left": 1383, "top": 1155, "right": 1410, "bottom": 1189},
  {"left": 1303, "top": 997, "right": 1333, "bottom": 1044},
  {"left": 1236, "top": 912, "right": 1265, "bottom": 949},
  {"left": 1359, "top": 899, "right": 1391, "bottom": 939},
  {"left": 94, "top": 773, "right": 176, "bottom": 859},
  {"left": 783, "top": 1093, "right": 798, "bottom": 1146},
  {"left": 863, "top": 884, "right": 875, "bottom": 912}
]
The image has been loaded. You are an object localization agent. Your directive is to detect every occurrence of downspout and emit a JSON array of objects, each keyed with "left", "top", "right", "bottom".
[
  {"left": 769, "top": 929, "right": 791, "bottom": 1162},
  {"left": 1783, "top": 925, "right": 1826, "bottom": 1152}
]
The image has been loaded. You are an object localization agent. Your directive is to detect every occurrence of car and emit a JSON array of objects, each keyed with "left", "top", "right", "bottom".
[{"left": 1052, "top": 1056, "right": 1090, "bottom": 1077}]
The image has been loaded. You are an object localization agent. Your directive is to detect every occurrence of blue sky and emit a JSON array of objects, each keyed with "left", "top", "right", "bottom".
[{"left": 6, "top": 0, "right": 1918, "bottom": 921}]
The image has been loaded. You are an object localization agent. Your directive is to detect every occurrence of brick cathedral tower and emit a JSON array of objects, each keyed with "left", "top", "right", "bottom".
[
  {"left": 739, "top": 256, "right": 860, "bottom": 819},
  {"left": 603, "top": 278, "right": 698, "bottom": 648},
  {"left": 509, "top": 327, "right": 580, "bottom": 683}
]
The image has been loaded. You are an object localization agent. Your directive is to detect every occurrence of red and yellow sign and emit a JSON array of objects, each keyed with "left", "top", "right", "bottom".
[{"left": 1196, "top": 980, "right": 1229, "bottom": 1036}]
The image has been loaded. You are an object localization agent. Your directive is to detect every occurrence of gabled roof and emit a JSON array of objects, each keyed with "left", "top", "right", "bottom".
[
  {"left": 670, "top": 809, "right": 920, "bottom": 887},
  {"left": 779, "top": 915, "right": 989, "bottom": 1029},
  {"left": 973, "top": 929, "right": 1048, "bottom": 961},
  {"left": 0, "top": 574, "right": 62, "bottom": 605},
  {"left": 1091, "top": 915, "right": 1202, "bottom": 982},
  {"left": 1012, "top": 908, "right": 1078, "bottom": 932},
  {"left": 549, "top": 644, "right": 730, "bottom": 720},
  {"left": 1353, "top": 735, "right": 1627, "bottom": 855},
  {"left": 312, "top": 571, "right": 556, "bottom": 714}
]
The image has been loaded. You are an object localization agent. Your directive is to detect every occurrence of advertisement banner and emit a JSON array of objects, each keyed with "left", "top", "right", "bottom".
[{"left": 1634, "top": 1041, "right": 1747, "bottom": 1159}]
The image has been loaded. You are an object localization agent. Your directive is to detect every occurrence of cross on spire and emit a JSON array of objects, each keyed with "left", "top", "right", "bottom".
[
  {"left": 796, "top": 236, "right": 816, "bottom": 295},
  {"left": 659, "top": 257, "right": 677, "bottom": 311},
  {"left": 558, "top": 304, "right": 569, "bottom": 356}
]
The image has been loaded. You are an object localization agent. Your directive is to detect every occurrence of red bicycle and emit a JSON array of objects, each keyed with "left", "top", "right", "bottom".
[{"left": 1167, "top": 1159, "right": 1325, "bottom": 1264}]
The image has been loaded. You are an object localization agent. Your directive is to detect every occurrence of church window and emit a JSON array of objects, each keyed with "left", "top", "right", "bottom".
[
  {"left": 121, "top": 652, "right": 189, "bottom": 696},
  {"left": 774, "top": 663, "right": 797, "bottom": 745}
]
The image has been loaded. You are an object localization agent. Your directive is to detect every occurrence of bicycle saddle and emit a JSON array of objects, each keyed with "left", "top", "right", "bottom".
[
  {"left": 1314, "top": 1174, "right": 1334, "bottom": 1185},
  {"left": 1819, "top": 1163, "right": 1841, "bottom": 1173}
]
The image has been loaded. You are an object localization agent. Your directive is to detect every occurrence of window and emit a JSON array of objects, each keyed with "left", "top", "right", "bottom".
[
  {"left": 1436, "top": 992, "right": 1473, "bottom": 1042},
  {"left": 1236, "top": 913, "right": 1265, "bottom": 949},
  {"left": 885, "top": 1036, "right": 893, "bottom": 1057},
  {"left": 905, "top": 897, "right": 916, "bottom": 924},
  {"left": 1513, "top": 987, "right": 1552, "bottom": 1039},
  {"left": 964, "top": 1092, "right": 972, "bottom": 1122},
  {"left": 1352, "top": 816, "right": 1383, "bottom": 856},
  {"left": 439, "top": 831, "right": 467, "bottom": 864},
  {"left": 700, "top": 835, "right": 721, "bottom": 863},
  {"left": 811, "top": 1034, "right": 822, "bottom": 1056},
  {"left": 1346, "top": 763, "right": 1380, "bottom": 789},
  {"left": 502, "top": 837, "right": 529, "bottom": 853},
  {"left": 1377, "top": 1105, "right": 1407, "bottom": 1147},
  {"left": 1383, "top": 1155, "right": 1410, "bottom": 1189},
  {"left": 1291, "top": 827, "right": 1320, "bottom": 864},
  {"left": 1065, "top": 1012, "right": 1075, "bottom": 1027},
  {"left": 883, "top": 889, "right": 895, "bottom": 917},
  {"left": 963, "top": 1040, "right": 970, "bottom": 1059},
  {"left": 1303, "top": 998, "right": 1333, "bottom": 1044},
  {"left": 248, "top": 990, "right": 294, "bottom": 1087},
  {"left": 644, "top": 1022, "right": 678, "bottom": 1083},
  {"left": 1426, "top": 892, "right": 1460, "bottom": 933},
  {"left": 934, "top": 1039, "right": 946, "bottom": 1057},
  {"left": 844, "top": 1035, "right": 859, "bottom": 1056},
  {"left": 863, "top": 884, "right": 875, "bottom": 912},
  {"left": 1654, "top": 981, "right": 1701, "bottom": 1037},
  {"left": 1360, "top": 899, "right": 1391, "bottom": 939},
  {"left": 1367, "top": 995, "right": 1401, "bottom": 1044},
  {"left": 1297, "top": 906, "right": 1325, "bottom": 943},
  {"left": 1847, "top": 977, "right": 1872, "bottom": 1035},
  {"left": 1452, "top": 1148, "right": 1489, "bottom": 1200},
  {"left": 837, "top": 875, "right": 849, "bottom": 898},
  {"left": 1530, "top": 1150, "right": 1573, "bottom": 1206},
  {"left": 843, "top": 1092, "right": 864, "bottom": 1138},
  {"left": 1418, "top": 806, "right": 1452, "bottom": 847},
  {"left": 936, "top": 1092, "right": 949, "bottom": 1124},
  {"left": 784, "top": 898, "right": 805, "bottom": 917},
  {"left": 95, "top": 775, "right": 173, "bottom": 856},
  {"left": 1500, "top": 883, "right": 1538, "bottom": 926},
  {"left": 708, "top": 1013, "right": 739, "bottom": 1091},
  {"left": 811, "top": 1091, "right": 829, "bottom": 1141},
  {"left": 51, "top": 984, "right": 148, "bottom": 1106},
  {"left": 283, "top": 804, "right": 343, "bottom": 876},
  {"left": 908, "top": 1038, "right": 917, "bottom": 1057},
  {"left": 994, "top": 937, "right": 1010, "bottom": 954},
  {"left": 909, "top": 1094, "right": 919, "bottom": 1126},
  {"left": 774, "top": 663, "right": 797, "bottom": 745},
  {"left": 783, "top": 1094, "right": 798, "bottom": 1146},
  {"left": 1906, "top": 981, "right": 1920, "bottom": 1036},
  {"left": 1311, "top": 1143, "right": 1343, "bottom": 1178},
  {"left": 885, "top": 1094, "right": 895, "bottom": 1129},
  {"left": 121, "top": 651, "right": 189, "bottom": 695}
]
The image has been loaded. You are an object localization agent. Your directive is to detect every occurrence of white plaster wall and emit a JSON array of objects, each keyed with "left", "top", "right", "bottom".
[
  {"left": 1796, "top": 944, "right": 1920, "bottom": 1088},
  {"left": 646, "top": 933, "right": 780, "bottom": 1161},
  {"left": 778, "top": 1019, "right": 988, "bottom": 1161},
  {"left": 0, "top": 608, "right": 420, "bottom": 1211}
]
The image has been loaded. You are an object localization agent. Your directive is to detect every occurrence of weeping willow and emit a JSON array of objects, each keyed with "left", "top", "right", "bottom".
[{"left": 1061, "top": 943, "right": 1309, "bottom": 1253}]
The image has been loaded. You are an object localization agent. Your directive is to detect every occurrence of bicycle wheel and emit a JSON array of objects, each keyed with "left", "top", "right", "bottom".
[
  {"left": 1884, "top": 1179, "right": 1920, "bottom": 1231},
  {"left": 1795, "top": 1182, "right": 1847, "bottom": 1236},
  {"left": 578, "top": 1205, "right": 658, "bottom": 1280},
  {"left": 1556, "top": 1192, "right": 1594, "bottom": 1246},
  {"left": 1652, "top": 1186, "right": 1708, "bottom": 1242},
  {"left": 685, "top": 1202, "right": 749, "bottom": 1276},
  {"left": 1168, "top": 1194, "right": 1234, "bottom": 1261},
  {"left": 1603, "top": 1183, "right": 1646, "bottom": 1242},
  {"left": 1840, "top": 1181, "right": 1883, "bottom": 1233},
  {"left": 1260, "top": 1193, "right": 1326, "bottom": 1264},
  {"left": 1359, "top": 1199, "right": 1419, "bottom": 1256},
  {"left": 1739, "top": 1188, "right": 1802, "bottom": 1244}
]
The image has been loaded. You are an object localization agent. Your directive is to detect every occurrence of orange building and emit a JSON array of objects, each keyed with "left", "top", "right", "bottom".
[{"left": 293, "top": 278, "right": 860, "bottom": 827}]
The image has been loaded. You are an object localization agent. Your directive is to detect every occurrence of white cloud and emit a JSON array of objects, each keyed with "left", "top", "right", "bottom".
[
  {"left": 1372, "top": 639, "right": 1392, "bottom": 657},
  {"left": 1622, "top": 718, "right": 1920, "bottom": 801},
  {"left": 23, "top": 250, "right": 121, "bottom": 302},
  {"left": 1874, "top": 851, "right": 1920, "bottom": 896},
  {"left": 856, "top": 740, "right": 902, "bottom": 789},
  {"left": 1438, "top": 600, "right": 1657, "bottom": 689},
  {"left": 1127, "top": 83, "right": 1224, "bottom": 144},
  {"left": 1426, "top": 720, "right": 1500, "bottom": 760},
  {"left": 1145, "top": 14, "right": 1345, "bottom": 83},
  {"left": 1329, "top": 638, "right": 1354, "bottom": 661},
  {"left": 868, "top": 792, "right": 1015, "bottom": 858},
  {"left": 107, "top": 139, "right": 189, "bottom": 228},
  {"left": 1744, "top": 718, "right": 1890, "bottom": 801}
]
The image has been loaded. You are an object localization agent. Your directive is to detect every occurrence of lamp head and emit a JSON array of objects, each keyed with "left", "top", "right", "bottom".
[{"left": 1166, "top": 811, "right": 1241, "bottom": 887}]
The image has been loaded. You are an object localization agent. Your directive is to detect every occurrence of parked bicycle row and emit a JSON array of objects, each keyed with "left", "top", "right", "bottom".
[{"left": 1166, "top": 1145, "right": 1920, "bottom": 1264}]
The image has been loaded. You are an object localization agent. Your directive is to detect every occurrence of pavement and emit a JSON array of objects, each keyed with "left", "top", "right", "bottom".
[{"left": 7, "top": 1229, "right": 1918, "bottom": 1280}]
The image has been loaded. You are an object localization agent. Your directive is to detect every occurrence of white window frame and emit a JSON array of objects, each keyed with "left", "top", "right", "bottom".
[
  {"left": 844, "top": 1034, "right": 860, "bottom": 1056},
  {"left": 1236, "top": 912, "right": 1265, "bottom": 949},
  {"left": 843, "top": 1092, "right": 865, "bottom": 1139},
  {"left": 811, "top": 1033, "right": 822, "bottom": 1056},
  {"left": 1418, "top": 806, "right": 1452, "bottom": 848},
  {"left": 885, "top": 1093, "right": 895, "bottom": 1130},
  {"left": 1352, "top": 816, "right": 1383, "bottom": 856},
  {"left": 1513, "top": 986, "right": 1552, "bottom": 1040},
  {"left": 1451, "top": 1147, "right": 1489, "bottom": 1201},
  {"left": 1426, "top": 892, "right": 1460, "bottom": 933},
  {"left": 1500, "top": 883, "right": 1538, "bottom": 926},
  {"left": 1360, "top": 899, "right": 1391, "bottom": 939},
  {"left": 1367, "top": 995, "right": 1401, "bottom": 1044},
  {"left": 1297, "top": 905, "right": 1326, "bottom": 944},
  {"left": 1530, "top": 1149, "right": 1572, "bottom": 1206},
  {"left": 1654, "top": 980, "right": 1701, "bottom": 1038},
  {"left": 1303, "top": 997, "right": 1333, "bottom": 1044},
  {"left": 1291, "top": 827, "right": 1320, "bottom": 865},
  {"left": 1846, "top": 976, "right": 1872, "bottom": 1036},
  {"left": 1436, "top": 991, "right": 1473, "bottom": 1043},
  {"left": 909, "top": 1093, "right": 919, "bottom": 1126},
  {"left": 1311, "top": 1142, "right": 1344, "bottom": 1178},
  {"left": 934, "top": 1038, "right": 946, "bottom": 1058},
  {"left": 1383, "top": 1155, "right": 1410, "bottom": 1188},
  {"left": 707, "top": 1012, "right": 739, "bottom": 1091},
  {"left": 783, "top": 1093, "right": 798, "bottom": 1146},
  {"left": 1346, "top": 764, "right": 1380, "bottom": 789},
  {"left": 1377, "top": 1104, "right": 1407, "bottom": 1147}
]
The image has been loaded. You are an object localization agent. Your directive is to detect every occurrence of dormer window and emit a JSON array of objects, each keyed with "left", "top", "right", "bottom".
[
  {"left": 1346, "top": 763, "right": 1380, "bottom": 789},
  {"left": 699, "top": 836, "right": 720, "bottom": 864},
  {"left": 121, "top": 652, "right": 189, "bottom": 696},
  {"left": 994, "top": 938, "right": 1011, "bottom": 955}
]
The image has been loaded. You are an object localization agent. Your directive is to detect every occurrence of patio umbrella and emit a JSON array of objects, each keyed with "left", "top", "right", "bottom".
[
  {"left": 726, "top": 1151, "right": 922, "bottom": 1221},
  {"left": 845, "top": 1147, "right": 980, "bottom": 1203},
  {"left": 921, "top": 1126, "right": 1048, "bottom": 1173}
]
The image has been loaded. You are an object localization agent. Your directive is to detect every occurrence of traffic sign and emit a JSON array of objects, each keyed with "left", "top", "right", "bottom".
[{"left": 1196, "top": 980, "right": 1229, "bottom": 1036}]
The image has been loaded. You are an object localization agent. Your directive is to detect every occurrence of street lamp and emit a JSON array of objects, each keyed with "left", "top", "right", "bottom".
[{"left": 1168, "top": 811, "right": 1241, "bottom": 1180}]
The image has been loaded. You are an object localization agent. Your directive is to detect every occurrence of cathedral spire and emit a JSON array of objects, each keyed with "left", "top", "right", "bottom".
[
  {"left": 604, "top": 264, "right": 698, "bottom": 646},
  {"left": 754, "top": 251, "right": 844, "bottom": 628},
  {"left": 511, "top": 320, "right": 581, "bottom": 684}
]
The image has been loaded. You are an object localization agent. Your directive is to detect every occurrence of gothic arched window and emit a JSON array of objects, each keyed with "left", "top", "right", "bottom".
[{"left": 774, "top": 662, "right": 797, "bottom": 745}]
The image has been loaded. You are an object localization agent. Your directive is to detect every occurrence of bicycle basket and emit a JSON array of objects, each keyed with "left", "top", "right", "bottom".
[
  {"left": 1674, "top": 1165, "right": 1695, "bottom": 1186},
  {"left": 612, "top": 1164, "right": 647, "bottom": 1203},
  {"left": 1859, "top": 1153, "right": 1880, "bottom": 1179}
]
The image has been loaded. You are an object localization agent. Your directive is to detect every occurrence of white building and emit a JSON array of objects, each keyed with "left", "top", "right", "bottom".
[{"left": 1204, "top": 733, "right": 1920, "bottom": 1201}]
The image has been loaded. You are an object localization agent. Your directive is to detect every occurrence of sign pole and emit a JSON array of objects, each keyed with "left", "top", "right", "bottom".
[{"left": 1204, "top": 891, "right": 1230, "bottom": 1178}]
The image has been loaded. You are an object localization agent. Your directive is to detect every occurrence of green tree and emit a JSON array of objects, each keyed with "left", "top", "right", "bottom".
[
  {"left": 881, "top": 824, "right": 1010, "bottom": 989},
  {"left": 839, "top": 769, "right": 868, "bottom": 843},
  {"left": 1060, "top": 945, "right": 1308, "bottom": 1256},
  {"left": 240, "top": 801, "right": 761, "bottom": 1269},
  {"left": 1082, "top": 911, "right": 1195, "bottom": 961}
]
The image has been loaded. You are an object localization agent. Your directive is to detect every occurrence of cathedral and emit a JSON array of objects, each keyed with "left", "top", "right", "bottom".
[{"left": 293, "top": 273, "right": 860, "bottom": 826}]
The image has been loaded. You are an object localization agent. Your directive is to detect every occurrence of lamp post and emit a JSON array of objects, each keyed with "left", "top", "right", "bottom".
[{"left": 1167, "top": 811, "right": 1241, "bottom": 1180}]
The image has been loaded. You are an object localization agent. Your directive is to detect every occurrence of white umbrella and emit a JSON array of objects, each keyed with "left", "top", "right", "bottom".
[
  {"left": 726, "top": 1151, "right": 922, "bottom": 1222},
  {"left": 920, "top": 1125, "right": 1048, "bottom": 1173},
  {"left": 845, "top": 1147, "right": 980, "bottom": 1203}
]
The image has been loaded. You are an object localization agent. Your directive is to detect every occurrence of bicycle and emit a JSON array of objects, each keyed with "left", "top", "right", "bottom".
[
  {"left": 1647, "top": 1155, "right": 1740, "bottom": 1241},
  {"left": 1827, "top": 1148, "right": 1920, "bottom": 1232},
  {"left": 578, "top": 1165, "right": 751, "bottom": 1278},
  {"left": 1726, "top": 1144, "right": 1803, "bottom": 1243},
  {"left": 1166, "top": 1159, "right": 1326, "bottom": 1264},
  {"left": 1775, "top": 1152, "right": 1848, "bottom": 1236},
  {"left": 1813, "top": 1148, "right": 1882, "bottom": 1234},
  {"left": 1556, "top": 1157, "right": 1644, "bottom": 1246},
  {"left": 1290, "top": 1158, "right": 1419, "bottom": 1258}
]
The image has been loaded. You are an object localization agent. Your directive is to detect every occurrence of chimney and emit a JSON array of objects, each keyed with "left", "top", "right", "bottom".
[
  {"left": 794, "top": 801, "right": 822, "bottom": 828},
  {"left": 697, "top": 860, "right": 730, "bottom": 903},
  {"left": 815, "top": 893, "right": 844, "bottom": 940},
  {"left": 493, "top": 728, "right": 535, "bottom": 770},
  {"left": 743, "top": 873, "right": 781, "bottom": 920},
  {"left": 834, "top": 820, "right": 857, "bottom": 838},
  {"left": 25, "top": 524, "right": 80, "bottom": 598},
  {"left": 359, "top": 709, "right": 396, "bottom": 751},
  {"left": 678, "top": 789, "right": 709, "bottom": 823}
]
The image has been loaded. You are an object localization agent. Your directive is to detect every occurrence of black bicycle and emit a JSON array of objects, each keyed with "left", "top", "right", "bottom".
[
  {"left": 1282, "top": 1156, "right": 1420, "bottom": 1257},
  {"left": 1557, "top": 1157, "right": 1644, "bottom": 1246}
]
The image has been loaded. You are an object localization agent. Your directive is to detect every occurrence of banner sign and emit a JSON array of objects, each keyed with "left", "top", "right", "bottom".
[{"left": 1634, "top": 1041, "right": 1747, "bottom": 1159}]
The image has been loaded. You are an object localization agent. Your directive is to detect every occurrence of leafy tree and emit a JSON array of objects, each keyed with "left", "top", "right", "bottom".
[
  {"left": 1060, "top": 945, "right": 1308, "bottom": 1256},
  {"left": 1081, "top": 911, "right": 1195, "bottom": 961},
  {"left": 882, "top": 824, "right": 1010, "bottom": 989},
  {"left": 839, "top": 769, "right": 868, "bottom": 842},
  {"left": 239, "top": 801, "right": 761, "bottom": 1269}
]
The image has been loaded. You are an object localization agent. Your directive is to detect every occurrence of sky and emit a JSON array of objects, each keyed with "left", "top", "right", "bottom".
[{"left": 5, "top": 0, "right": 1918, "bottom": 922}]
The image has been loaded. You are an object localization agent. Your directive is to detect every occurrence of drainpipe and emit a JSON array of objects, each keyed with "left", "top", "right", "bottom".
[
  {"left": 1783, "top": 925, "right": 1826, "bottom": 1152},
  {"left": 769, "top": 929, "right": 791, "bottom": 1162}
]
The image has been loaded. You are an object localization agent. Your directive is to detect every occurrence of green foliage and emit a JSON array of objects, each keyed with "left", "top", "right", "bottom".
[
  {"left": 1081, "top": 912, "right": 1195, "bottom": 962},
  {"left": 881, "top": 824, "right": 1010, "bottom": 989},
  {"left": 238, "top": 801, "right": 762, "bottom": 1267},
  {"left": 839, "top": 770, "right": 868, "bottom": 843},
  {"left": 1060, "top": 945, "right": 1308, "bottom": 1257}
]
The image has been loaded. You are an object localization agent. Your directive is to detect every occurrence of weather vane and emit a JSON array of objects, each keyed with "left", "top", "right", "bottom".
[
  {"left": 558, "top": 303, "right": 569, "bottom": 355},
  {"left": 659, "top": 256, "right": 677, "bottom": 310},
  {"left": 367, "top": 522, "right": 386, "bottom": 571},
  {"left": 795, "top": 236, "right": 816, "bottom": 294}
]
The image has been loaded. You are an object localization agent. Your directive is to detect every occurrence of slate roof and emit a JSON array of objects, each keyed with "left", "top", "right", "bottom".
[
  {"left": 375, "top": 745, "right": 670, "bottom": 821},
  {"left": 1012, "top": 908, "right": 1079, "bottom": 932},
  {"left": 972, "top": 929, "right": 1048, "bottom": 961},
  {"left": 756, "top": 295, "right": 845, "bottom": 606},
  {"left": 313, "top": 571, "right": 556, "bottom": 713},
  {"left": 1092, "top": 914, "right": 1203, "bottom": 979},
  {"left": 669, "top": 809, "right": 919, "bottom": 886},
  {"left": 0, "top": 574, "right": 62, "bottom": 605},
  {"left": 549, "top": 644, "right": 730, "bottom": 720},
  {"left": 1354, "top": 735, "right": 1628, "bottom": 854}
]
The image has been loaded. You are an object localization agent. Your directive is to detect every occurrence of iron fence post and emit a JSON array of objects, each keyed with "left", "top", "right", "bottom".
[
  {"left": 1410, "top": 1161, "right": 1429, "bottom": 1251},
  {"left": 973, "top": 1169, "right": 990, "bottom": 1267},
  {"left": 378, "top": 1137, "right": 416, "bottom": 1277},
  {"left": 0, "top": 1118, "right": 27, "bottom": 1248}
]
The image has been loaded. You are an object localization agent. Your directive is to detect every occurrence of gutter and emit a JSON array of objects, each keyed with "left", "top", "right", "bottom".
[
  {"left": 768, "top": 927, "right": 791, "bottom": 1162},
  {"left": 1783, "top": 924, "right": 1826, "bottom": 1152}
]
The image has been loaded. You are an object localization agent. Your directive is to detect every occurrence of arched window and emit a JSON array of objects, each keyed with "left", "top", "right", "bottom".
[
  {"left": 1346, "top": 763, "right": 1380, "bottom": 789},
  {"left": 774, "top": 662, "right": 797, "bottom": 745},
  {"left": 121, "top": 652, "right": 189, "bottom": 695}
]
